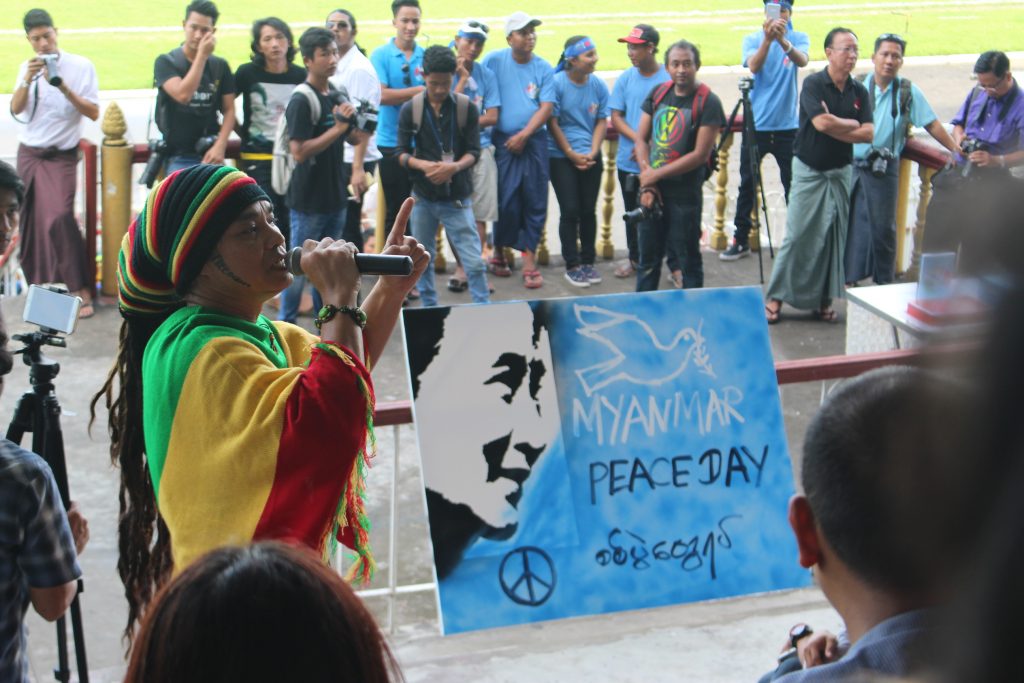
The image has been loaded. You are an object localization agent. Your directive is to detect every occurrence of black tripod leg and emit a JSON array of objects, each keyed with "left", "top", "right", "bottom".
[
  {"left": 5, "top": 391, "right": 34, "bottom": 445},
  {"left": 53, "top": 614, "right": 70, "bottom": 682},
  {"left": 70, "top": 591, "right": 89, "bottom": 683}
]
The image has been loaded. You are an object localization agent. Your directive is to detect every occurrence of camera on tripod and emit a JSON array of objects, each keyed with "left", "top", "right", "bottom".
[
  {"left": 866, "top": 147, "right": 896, "bottom": 178},
  {"left": 39, "top": 53, "right": 62, "bottom": 87},
  {"left": 737, "top": 76, "right": 754, "bottom": 93},
  {"left": 139, "top": 139, "right": 169, "bottom": 188},
  {"left": 328, "top": 91, "right": 379, "bottom": 134}
]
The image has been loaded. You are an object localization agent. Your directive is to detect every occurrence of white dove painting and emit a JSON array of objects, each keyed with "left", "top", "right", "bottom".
[{"left": 404, "top": 286, "right": 808, "bottom": 635}]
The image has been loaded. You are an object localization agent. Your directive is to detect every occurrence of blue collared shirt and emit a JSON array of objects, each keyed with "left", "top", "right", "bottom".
[
  {"left": 742, "top": 24, "right": 810, "bottom": 131},
  {"left": 609, "top": 66, "right": 671, "bottom": 173},
  {"left": 549, "top": 72, "right": 610, "bottom": 157},
  {"left": 952, "top": 79, "right": 1024, "bottom": 157},
  {"left": 370, "top": 38, "right": 425, "bottom": 148},
  {"left": 480, "top": 48, "right": 556, "bottom": 135},
  {"left": 454, "top": 61, "right": 501, "bottom": 149},
  {"left": 854, "top": 74, "right": 937, "bottom": 160}
]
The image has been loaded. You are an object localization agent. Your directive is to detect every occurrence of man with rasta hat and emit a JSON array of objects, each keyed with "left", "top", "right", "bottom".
[{"left": 92, "top": 164, "right": 428, "bottom": 641}]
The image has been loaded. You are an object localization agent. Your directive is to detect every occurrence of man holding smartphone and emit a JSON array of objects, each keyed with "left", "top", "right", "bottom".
[{"left": 721, "top": 0, "right": 809, "bottom": 262}]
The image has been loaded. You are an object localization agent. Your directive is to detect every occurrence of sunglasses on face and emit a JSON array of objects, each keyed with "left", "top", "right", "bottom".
[
  {"left": 326, "top": 21, "right": 350, "bottom": 29},
  {"left": 401, "top": 62, "right": 411, "bottom": 86}
]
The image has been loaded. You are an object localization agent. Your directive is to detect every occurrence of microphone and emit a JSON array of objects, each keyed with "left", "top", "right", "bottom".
[{"left": 287, "top": 247, "right": 413, "bottom": 277}]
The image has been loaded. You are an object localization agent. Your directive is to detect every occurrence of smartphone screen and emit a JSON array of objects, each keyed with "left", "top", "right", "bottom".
[
  {"left": 765, "top": 3, "right": 782, "bottom": 20},
  {"left": 24, "top": 285, "right": 82, "bottom": 334}
]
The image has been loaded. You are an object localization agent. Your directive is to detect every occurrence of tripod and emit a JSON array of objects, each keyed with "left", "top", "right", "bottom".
[
  {"left": 6, "top": 331, "right": 89, "bottom": 683},
  {"left": 722, "top": 81, "right": 775, "bottom": 284}
]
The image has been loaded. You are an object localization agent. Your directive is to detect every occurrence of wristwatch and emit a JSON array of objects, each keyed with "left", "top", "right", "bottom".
[{"left": 789, "top": 622, "right": 813, "bottom": 648}]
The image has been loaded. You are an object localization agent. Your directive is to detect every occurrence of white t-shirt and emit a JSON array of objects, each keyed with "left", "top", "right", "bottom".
[
  {"left": 330, "top": 46, "right": 382, "bottom": 164},
  {"left": 15, "top": 51, "right": 98, "bottom": 151}
]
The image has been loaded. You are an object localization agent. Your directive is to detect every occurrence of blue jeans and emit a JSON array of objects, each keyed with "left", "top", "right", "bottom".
[
  {"left": 410, "top": 195, "right": 489, "bottom": 306},
  {"left": 166, "top": 155, "right": 201, "bottom": 175},
  {"left": 279, "top": 208, "right": 347, "bottom": 323}
]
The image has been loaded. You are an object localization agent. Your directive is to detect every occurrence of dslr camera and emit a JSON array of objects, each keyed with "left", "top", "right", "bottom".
[
  {"left": 621, "top": 173, "right": 663, "bottom": 226},
  {"left": 959, "top": 137, "right": 988, "bottom": 177},
  {"left": 39, "top": 53, "right": 61, "bottom": 87},
  {"left": 865, "top": 147, "right": 895, "bottom": 178},
  {"left": 194, "top": 135, "right": 218, "bottom": 156},
  {"left": 139, "top": 139, "right": 169, "bottom": 188},
  {"left": 328, "top": 90, "right": 378, "bottom": 134}
]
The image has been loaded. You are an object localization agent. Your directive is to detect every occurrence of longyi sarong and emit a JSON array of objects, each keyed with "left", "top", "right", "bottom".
[
  {"left": 492, "top": 130, "right": 549, "bottom": 253},
  {"left": 766, "top": 157, "right": 852, "bottom": 310},
  {"left": 844, "top": 159, "right": 899, "bottom": 285},
  {"left": 16, "top": 143, "right": 89, "bottom": 292}
]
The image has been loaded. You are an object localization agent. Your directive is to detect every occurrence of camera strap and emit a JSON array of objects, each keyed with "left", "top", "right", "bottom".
[{"left": 10, "top": 78, "right": 41, "bottom": 125}]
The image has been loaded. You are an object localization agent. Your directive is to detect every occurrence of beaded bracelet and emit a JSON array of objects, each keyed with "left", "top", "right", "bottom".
[{"left": 315, "top": 304, "right": 367, "bottom": 331}]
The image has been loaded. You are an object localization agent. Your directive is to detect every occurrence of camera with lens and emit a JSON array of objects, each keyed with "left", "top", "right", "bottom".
[
  {"left": 139, "top": 139, "right": 169, "bottom": 188},
  {"left": 194, "top": 135, "right": 218, "bottom": 156},
  {"left": 38, "top": 53, "right": 62, "bottom": 87},
  {"left": 959, "top": 137, "right": 988, "bottom": 177},
  {"left": 621, "top": 173, "right": 664, "bottom": 225},
  {"left": 327, "top": 91, "right": 379, "bottom": 134},
  {"left": 866, "top": 147, "right": 895, "bottom": 178},
  {"left": 738, "top": 76, "right": 754, "bottom": 93}
]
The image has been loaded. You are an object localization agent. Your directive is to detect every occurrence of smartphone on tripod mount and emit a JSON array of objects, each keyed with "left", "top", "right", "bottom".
[{"left": 24, "top": 285, "right": 82, "bottom": 335}]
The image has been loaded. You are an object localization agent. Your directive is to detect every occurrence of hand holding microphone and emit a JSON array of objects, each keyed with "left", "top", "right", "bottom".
[{"left": 287, "top": 247, "right": 413, "bottom": 277}]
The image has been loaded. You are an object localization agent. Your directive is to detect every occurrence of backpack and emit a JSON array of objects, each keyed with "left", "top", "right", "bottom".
[
  {"left": 271, "top": 83, "right": 320, "bottom": 196},
  {"left": 650, "top": 81, "right": 720, "bottom": 181},
  {"left": 409, "top": 91, "right": 471, "bottom": 134},
  {"left": 155, "top": 47, "right": 227, "bottom": 137}
]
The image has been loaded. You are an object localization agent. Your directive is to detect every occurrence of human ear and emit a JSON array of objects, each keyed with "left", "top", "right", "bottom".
[{"left": 788, "top": 495, "right": 823, "bottom": 569}]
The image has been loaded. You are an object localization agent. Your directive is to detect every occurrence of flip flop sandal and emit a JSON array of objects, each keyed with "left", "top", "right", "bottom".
[
  {"left": 765, "top": 301, "right": 782, "bottom": 325},
  {"left": 78, "top": 303, "right": 95, "bottom": 319},
  {"left": 523, "top": 269, "right": 544, "bottom": 289},
  {"left": 406, "top": 286, "right": 421, "bottom": 301},
  {"left": 447, "top": 277, "right": 468, "bottom": 292},
  {"left": 613, "top": 261, "right": 636, "bottom": 278},
  {"left": 488, "top": 257, "right": 512, "bottom": 277},
  {"left": 813, "top": 308, "right": 838, "bottom": 323}
]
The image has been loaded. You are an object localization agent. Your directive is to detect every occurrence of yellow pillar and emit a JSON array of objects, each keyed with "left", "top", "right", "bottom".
[
  {"left": 434, "top": 225, "right": 447, "bottom": 273},
  {"left": 748, "top": 179, "right": 762, "bottom": 252},
  {"left": 711, "top": 133, "right": 732, "bottom": 251},
  {"left": 537, "top": 222, "right": 549, "bottom": 266},
  {"left": 905, "top": 165, "right": 937, "bottom": 281},
  {"left": 100, "top": 103, "right": 133, "bottom": 297},
  {"left": 894, "top": 158, "right": 913, "bottom": 275},
  {"left": 598, "top": 138, "right": 619, "bottom": 259}
]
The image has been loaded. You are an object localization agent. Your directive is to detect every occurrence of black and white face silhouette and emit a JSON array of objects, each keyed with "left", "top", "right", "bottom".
[{"left": 415, "top": 303, "right": 558, "bottom": 538}]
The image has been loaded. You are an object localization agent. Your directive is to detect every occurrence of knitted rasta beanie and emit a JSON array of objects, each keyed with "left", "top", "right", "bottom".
[{"left": 117, "top": 164, "right": 269, "bottom": 317}]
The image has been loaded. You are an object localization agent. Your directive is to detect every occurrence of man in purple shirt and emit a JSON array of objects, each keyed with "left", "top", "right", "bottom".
[{"left": 924, "top": 50, "right": 1024, "bottom": 256}]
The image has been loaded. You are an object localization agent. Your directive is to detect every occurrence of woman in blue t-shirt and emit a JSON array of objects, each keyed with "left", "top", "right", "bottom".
[{"left": 548, "top": 36, "right": 610, "bottom": 288}]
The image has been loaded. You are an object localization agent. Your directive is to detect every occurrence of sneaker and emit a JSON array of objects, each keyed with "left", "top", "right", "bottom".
[
  {"left": 580, "top": 264, "right": 602, "bottom": 284},
  {"left": 564, "top": 267, "right": 591, "bottom": 288},
  {"left": 720, "top": 242, "right": 750, "bottom": 261}
]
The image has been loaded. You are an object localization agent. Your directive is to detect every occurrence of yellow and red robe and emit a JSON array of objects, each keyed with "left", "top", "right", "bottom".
[{"left": 141, "top": 306, "right": 374, "bottom": 579}]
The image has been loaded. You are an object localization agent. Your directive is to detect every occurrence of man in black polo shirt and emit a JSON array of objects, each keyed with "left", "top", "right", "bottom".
[
  {"left": 764, "top": 27, "right": 872, "bottom": 323},
  {"left": 398, "top": 45, "right": 490, "bottom": 306}
]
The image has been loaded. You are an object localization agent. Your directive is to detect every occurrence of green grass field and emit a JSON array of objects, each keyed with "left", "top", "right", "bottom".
[{"left": 1, "top": 1, "right": 1021, "bottom": 92}]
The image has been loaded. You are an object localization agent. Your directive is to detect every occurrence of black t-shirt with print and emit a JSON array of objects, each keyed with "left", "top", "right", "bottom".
[
  {"left": 153, "top": 48, "right": 235, "bottom": 155},
  {"left": 284, "top": 84, "right": 349, "bottom": 213},
  {"left": 795, "top": 68, "right": 873, "bottom": 171},
  {"left": 641, "top": 84, "right": 726, "bottom": 196}
]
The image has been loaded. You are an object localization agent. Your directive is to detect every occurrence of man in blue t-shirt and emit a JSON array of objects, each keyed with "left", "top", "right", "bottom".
[
  {"left": 480, "top": 11, "right": 556, "bottom": 290},
  {"left": 721, "top": 0, "right": 809, "bottom": 261},
  {"left": 609, "top": 24, "right": 671, "bottom": 278},
  {"left": 449, "top": 19, "right": 500, "bottom": 292},
  {"left": 371, "top": 0, "right": 425, "bottom": 241}
]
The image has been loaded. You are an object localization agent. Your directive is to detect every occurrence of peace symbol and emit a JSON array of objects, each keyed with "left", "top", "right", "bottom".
[{"left": 498, "top": 546, "right": 557, "bottom": 607}]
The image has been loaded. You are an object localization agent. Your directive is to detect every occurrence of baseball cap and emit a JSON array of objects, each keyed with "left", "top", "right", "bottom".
[
  {"left": 618, "top": 24, "right": 660, "bottom": 46},
  {"left": 505, "top": 11, "right": 542, "bottom": 37},
  {"left": 457, "top": 19, "right": 489, "bottom": 41}
]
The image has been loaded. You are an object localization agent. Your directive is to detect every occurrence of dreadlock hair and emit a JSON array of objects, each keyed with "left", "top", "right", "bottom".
[{"left": 90, "top": 165, "right": 268, "bottom": 647}]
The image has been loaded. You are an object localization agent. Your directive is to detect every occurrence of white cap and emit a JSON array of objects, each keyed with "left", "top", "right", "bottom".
[{"left": 504, "top": 11, "right": 541, "bottom": 37}]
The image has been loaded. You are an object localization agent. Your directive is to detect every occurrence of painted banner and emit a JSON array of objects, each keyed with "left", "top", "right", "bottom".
[{"left": 403, "top": 287, "right": 810, "bottom": 634}]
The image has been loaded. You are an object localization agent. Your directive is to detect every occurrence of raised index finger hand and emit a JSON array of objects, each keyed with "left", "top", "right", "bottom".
[{"left": 386, "top": 197, "right": 416, "bottom": 248}]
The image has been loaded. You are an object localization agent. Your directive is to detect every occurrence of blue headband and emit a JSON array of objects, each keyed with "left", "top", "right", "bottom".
[
  {"left": 555, "top": 37, "right": 595, "bottom": 73},
  {"left": 456, "top": 29, "right": 486, "bottom": 41}
]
